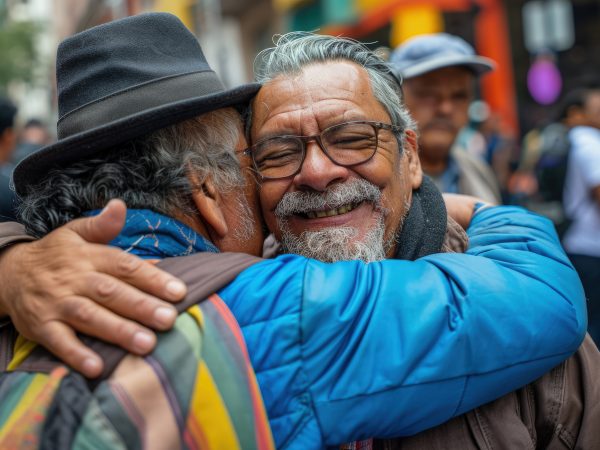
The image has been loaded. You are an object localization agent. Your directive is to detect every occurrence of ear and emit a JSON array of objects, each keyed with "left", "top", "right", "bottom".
[
  {"left": 404, "top": 129, "right": 423, "bottom": 190},
  {"left": 188, "top": 172, "right": 229, "bottom": 239}
]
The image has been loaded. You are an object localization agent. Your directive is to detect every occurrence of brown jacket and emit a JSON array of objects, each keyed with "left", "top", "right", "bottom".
[
  {"left": 375, "top": 336, "right": 600, "bottom": 449},
  {"left": 0, "top": 222, "right": 32, "bottom": 249}
]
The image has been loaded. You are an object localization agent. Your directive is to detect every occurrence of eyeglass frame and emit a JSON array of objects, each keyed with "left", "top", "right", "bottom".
[{"left": 242, "top": 120, "right": 404, "bottom": 180}]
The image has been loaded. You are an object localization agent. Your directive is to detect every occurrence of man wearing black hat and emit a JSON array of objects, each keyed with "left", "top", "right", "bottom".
[
  {"left": 389, "top": 33, "right": 502, "bottom": 204},
  {"left": 0, "top": 15, "right": 595, "bottom": 449}
]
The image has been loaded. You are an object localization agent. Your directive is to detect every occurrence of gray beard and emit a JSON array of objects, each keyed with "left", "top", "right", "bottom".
[
  {"left": 279, "top": 216, "right": 392, "bottom": 263},
  {"left": 275, "top": 179, "right": 402, "bottom": 263}
]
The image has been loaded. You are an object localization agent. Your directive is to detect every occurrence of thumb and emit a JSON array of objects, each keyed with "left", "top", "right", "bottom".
[{"left": 64, "top": 199, "right": 127, "bottom": 244}]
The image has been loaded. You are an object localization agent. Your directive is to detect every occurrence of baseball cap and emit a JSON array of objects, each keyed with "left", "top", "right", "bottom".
[{"left": 389, "top": 33, "right": 496, "bottom": 79}]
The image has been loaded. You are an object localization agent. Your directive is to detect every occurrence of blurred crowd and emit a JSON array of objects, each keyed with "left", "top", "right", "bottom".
[{"left": 0, "top": 96, "right": 51, "bottom": 220}]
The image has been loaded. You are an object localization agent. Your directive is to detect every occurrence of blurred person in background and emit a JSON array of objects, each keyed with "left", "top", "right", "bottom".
[
  {"left": 13, "top": 118, "right": 52, "bottom": 163},
  {"left": 515, "top": 98, "right": 573, "bottom": 233},
  {"left": 0, "top": 96, "right": 18, "bottom": 221},
  {"left": 454, "top": 100, "right": 489, "bottom": 161},
  {"left": 561, "top": 87, "right": 600, "bottom": 343},
  {"left": 389, "top": 33, "right": 502, "bottom": 204},
  {"left": 470, "top": 102, "right": 516, "bottom": 200}
]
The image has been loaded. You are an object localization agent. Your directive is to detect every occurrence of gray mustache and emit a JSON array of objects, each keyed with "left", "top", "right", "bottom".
[{"left": 274, "top": 179, "right": 382, "bottom": 218}]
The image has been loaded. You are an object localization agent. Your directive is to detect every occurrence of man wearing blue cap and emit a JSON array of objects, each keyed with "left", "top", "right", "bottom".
[{"left": 390, "top": 33, "right": 502, "bottom": 204}]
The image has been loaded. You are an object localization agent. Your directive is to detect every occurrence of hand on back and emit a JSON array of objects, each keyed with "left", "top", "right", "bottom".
[{"left": 0, "top": 200, "right": 186, "bottom": 377}]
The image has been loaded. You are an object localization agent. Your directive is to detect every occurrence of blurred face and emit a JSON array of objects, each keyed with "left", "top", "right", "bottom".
[
  {"left": 584, "top": 91, "right": 600, "bottom": 130},
  {"left": 250, "top": 61, "right": 421, "bottom": 261},
  {"left": 403, "top": 67, "right": 474, "bottom": 165}
]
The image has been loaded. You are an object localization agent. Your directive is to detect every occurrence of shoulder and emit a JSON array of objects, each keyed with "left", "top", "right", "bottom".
[
  {"left": 467, "top": 205, "right": 557, "bottom": 243},
  {"left": 451, "top": 148, "right": 501, "bottom": 202},
  {"left": 569, "top": 126, "right": 600, "bottom": 156},
  {"left": 452, "top": 147, "right": 493, "bottom": 173}
]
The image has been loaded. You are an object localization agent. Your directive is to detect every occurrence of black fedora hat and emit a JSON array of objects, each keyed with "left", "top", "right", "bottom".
[{"left": 14, "top": 12, "right": 260, "bottom": 197}]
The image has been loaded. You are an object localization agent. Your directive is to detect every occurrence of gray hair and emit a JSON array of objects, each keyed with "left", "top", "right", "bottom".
[
  {"left": 19, "top": 108, "right": 245, "bottom": 237},
  {"left": 250, "top": 32, "right": 417, "bottom": 146}
]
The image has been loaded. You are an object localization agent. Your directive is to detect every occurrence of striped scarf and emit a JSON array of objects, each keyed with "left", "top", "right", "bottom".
[{"left": 0, "top": 210, "right": 274, "bottom": 450}]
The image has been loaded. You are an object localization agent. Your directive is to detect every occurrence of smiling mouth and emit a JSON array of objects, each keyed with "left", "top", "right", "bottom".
[{"left": 302, "top": 202, "right": 360, "bottom": 219}]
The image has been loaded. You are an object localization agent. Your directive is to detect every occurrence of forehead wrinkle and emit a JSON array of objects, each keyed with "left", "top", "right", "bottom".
[{"left": 254, "top": 61, "right": 387, "bottom": 138}]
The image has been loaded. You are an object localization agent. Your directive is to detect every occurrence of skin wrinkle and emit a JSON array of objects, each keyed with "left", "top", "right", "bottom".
[
  {"left": 276, "top": 186, "right": 409, "bottom": 263},
  {"left": 274, "top": 173, "right": 399, "bottom": 263},
  {"left": 253, "top": 69, "right": 378, "bottom": 140},
  {"left": 247, "top": 34, "right": 423, "bottom": 261},
  {"left": 253, "top": 62, "right": 420, "bottom": 262}
]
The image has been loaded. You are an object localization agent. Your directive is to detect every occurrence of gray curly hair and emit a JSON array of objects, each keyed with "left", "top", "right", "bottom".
[
  {"left": 19, "top": 109, "right": 246, "bottom": 237},
  {"left": 248, "top": 32, "right": 416, "bottom": 146}
]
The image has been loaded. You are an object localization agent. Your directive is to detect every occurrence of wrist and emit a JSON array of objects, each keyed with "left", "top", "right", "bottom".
[{"left": 0, "top": 243, "right": 27, "bottom": 317}]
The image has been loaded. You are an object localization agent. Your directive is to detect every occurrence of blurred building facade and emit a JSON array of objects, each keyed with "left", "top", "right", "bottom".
[
  {"left": 1, "top": 0, "right": 282, "bottom": 127},
  {"left": 0, "top": 0, "right": 598, "bottom": 140},
  {"left": 277, "top": 0, "right": 600, "bottom": 139}
]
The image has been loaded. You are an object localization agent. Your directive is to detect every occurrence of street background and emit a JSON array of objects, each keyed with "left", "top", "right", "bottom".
[{"left": 1, "top": 0, "right": 599, "bottom": 211}]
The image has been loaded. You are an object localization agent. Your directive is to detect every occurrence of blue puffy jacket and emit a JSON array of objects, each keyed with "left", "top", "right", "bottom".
[{"left": 219, "top": 206, "right": 586, "bottom": 449}]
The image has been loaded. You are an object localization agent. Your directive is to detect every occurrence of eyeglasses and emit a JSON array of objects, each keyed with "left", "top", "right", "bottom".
[{"left": 243, "top": 120, "right": 403, "bottom": 180}]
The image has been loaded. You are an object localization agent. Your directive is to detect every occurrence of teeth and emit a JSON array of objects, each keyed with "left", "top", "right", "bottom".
[{"left": 305, "top": 203, "right": 358, "bottom": 219}]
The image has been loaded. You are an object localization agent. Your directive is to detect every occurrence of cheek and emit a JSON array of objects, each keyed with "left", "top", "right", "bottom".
[
  {"left": 357, "top": 152, "right": 405, "bottom": 205},
  {"left": 380, "top": 157, "right": 411, "bottom": 220},
  {"left": 259, "top": 180, "right": 290, "bottom": 233}
]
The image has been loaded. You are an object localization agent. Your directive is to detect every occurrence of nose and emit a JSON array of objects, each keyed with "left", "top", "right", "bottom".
[
  {"left": 437, "top": 96, "right": 454, "bottom": 116},
  {"left": 293, "top": 140, "right": 350, "bottom": 191}
]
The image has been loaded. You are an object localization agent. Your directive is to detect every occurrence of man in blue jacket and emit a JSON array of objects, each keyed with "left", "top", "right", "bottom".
[{"left": 0, "top": 14, "right": 592, "bottom": 449}]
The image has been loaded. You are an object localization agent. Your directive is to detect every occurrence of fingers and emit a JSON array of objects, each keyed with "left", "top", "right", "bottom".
[
  {"left": 83, "top": 271, "right": 178, "bottom": 329},
  {"left": 442, "top": 194, "right": 489, "bottom": 229},
  {"left": 36, "top": 321, "right": 104, "bottom": 378},
  {"left": 64, "top": 199, "right": 127, "bottom": 244},
  {"left": 86, "top": 247, "right": 187, "bottom": 303},
  {"left": 59, "top": 295, "right": 158, "bottom": 356}
]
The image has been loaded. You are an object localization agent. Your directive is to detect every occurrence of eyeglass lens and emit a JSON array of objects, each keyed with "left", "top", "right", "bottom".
[{"left": 253, "top": 122, "right": 379, "bottom": 179}]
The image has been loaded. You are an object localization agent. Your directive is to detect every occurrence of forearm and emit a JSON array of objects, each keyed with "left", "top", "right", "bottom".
[{"left": 305, "top": 206, "right": 585, "bottom": 442}]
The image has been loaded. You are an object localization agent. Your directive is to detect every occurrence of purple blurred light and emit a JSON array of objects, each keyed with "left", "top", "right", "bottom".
[{"left": 527, "top": 59, "right": 563, "bottom": 105}]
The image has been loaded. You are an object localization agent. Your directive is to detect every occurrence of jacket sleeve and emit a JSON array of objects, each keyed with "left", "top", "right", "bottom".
[
  {"left": 219, "top": 206, "right": 586, "bottom": 448},
  {"left": 0, "top": 222, "right": 33, "bottom": 250}
]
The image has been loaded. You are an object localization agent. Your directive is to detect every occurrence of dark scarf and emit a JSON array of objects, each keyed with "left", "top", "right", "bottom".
[{"left": 394, "top": 175, "right": 448, "bottom": 260}]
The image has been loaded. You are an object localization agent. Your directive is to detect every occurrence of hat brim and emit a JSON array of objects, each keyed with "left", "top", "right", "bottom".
[
  {"left": 14, "top": 82, "right": 261, "bottom": 197},
  {"left": 401, "top": 55, "right": 496, "bottom": 79}
]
